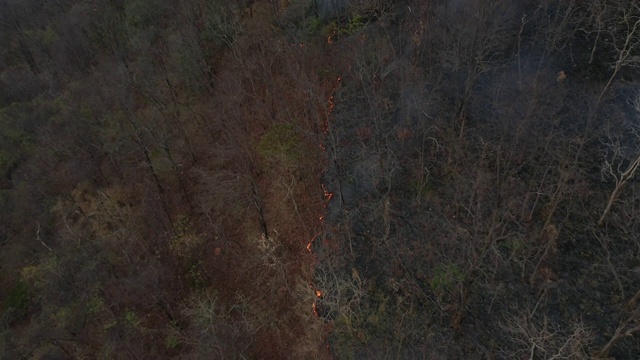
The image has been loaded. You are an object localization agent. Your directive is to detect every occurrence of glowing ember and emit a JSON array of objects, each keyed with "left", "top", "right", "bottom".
[
  {"left": 308, "top": 232, "right": 321, "bottom": 253},
  {"left": 307, "top": 67, "right": 343, "bottom": 323},
  {"left": 322, "top": 185, "right": 334, "bottom": 203}
]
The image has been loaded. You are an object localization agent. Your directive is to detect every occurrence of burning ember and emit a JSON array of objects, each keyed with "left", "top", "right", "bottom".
[{"left": 307, "top": 74, "right": 343, "bottom": 319}]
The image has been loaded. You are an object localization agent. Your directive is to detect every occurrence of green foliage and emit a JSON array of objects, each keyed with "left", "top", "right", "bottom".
[
  {"left": 85, "top": 5, "right": 129, "bottom": 56},
  {"left": 174, "top": 214, "right": 190, "bottom": 237},
  {"left": 124, "top": 309, "right": 142, "bottom": 329},
  {"left": 410, "top": 178, "right": 433, "bottom": 199},
  {"left": 331, "top": 314, "right": 367, "bottom": 360},
  {"left": 50, "top": 307, "right": 70, "bottom": 323},
  {"left": 322, "top": 21, "right": 339, "bottom": 38},
  {"left": 342, "top": 15, "right": 366, "bottom": 36},
  {"left": 186, "top": 262, "right": 206, "bottom": 290},
  {"left": 0, "top": 149, "right": 17, "bottom": 181},
  {"left": 175, "top": 42, "right": 205, "bottom": 91},
  {"left": 165, "top": 332, "right": 180, "bottom": 349},
  {"left": 430, "top": 264, "right": 464, "bottom": 296},
  {"left": 499, "top": 237, "right": 525, "bottom": 252},
  {"left": 329, "top": 280, "right": 424, "bottom": 359},
  {"left": 317, "top": 66, "right": 333, "bottom": 79},
  {"left": 86, "top": 295, "right": 106, "bottom": 315},
  {"left": 180, "top": 290, "right": 254, "bottom": 358},
  {"left": 164, "top": 320, "right": 182, "bottom": 350},
  {"left": 257, "top": 123, "right": 304, "bottom": 167},
  {"left": 124, "top": 0, "right": 160, "bottom": 29},
  {"left": 172, "top": 1, "right": 243, "bottom": 93},
  {"left": 305, "top": 16, "right": 323, "bottom": 37},
  {"left": 0, "top": 96, "right": 65, "bottom": 180},
  {"left": 5, "top": 280, "right": 28, "bottom": 310},
  {"left": 40, "top": 27, "right": 58, "bottom": 49},
  {"left": 0, "top": 103, "right": 36, "bottom": 151},
  {"left": 322, "top": 15, "right": 366, "bottom": 40},
  {"left": 199, "top": 2, "right": 243, "bottom": 49},
  {"left": 23, "top": 26, "right": 59, "bottom": 55},
  {"left": 102, "top": 318, "right": 117, "bottom": 331},
  {"left": 20, "top": 254, "right": 59, "bottom": 296},
  {"left": 170, "top": 215, "right": 204, "bottom": 260}
]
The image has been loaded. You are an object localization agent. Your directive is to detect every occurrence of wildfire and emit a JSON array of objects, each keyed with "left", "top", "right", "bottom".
[
  {"left": 308, "top": 283, "right": 324, "bottom": 317},
  {"left": 307, "top": 75, "right": 342, "bottom": 257},
  {"left": 307, "top": 232, "right": 321, "bottom": 253},
  {"left": 322, "top": 184, "right": 334, "bottom": 203},
  {"left": 306, "top": 33, "right": 342, "bottom": 325},
  {"left": 327, "top": 77, "right": 342, "bottom": 115}
]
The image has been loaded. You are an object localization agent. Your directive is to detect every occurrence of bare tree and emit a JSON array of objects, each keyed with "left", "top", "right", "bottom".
[
  {"left": 597, "top": 2, "right": 640, "bottom": 102},
  {"left": 597, "top": 290, "right": 640, "bottom": 358},
  {"left": 500, "top": 309, "right": 594, "bottom": 359},
  {"left": 598, "top": 90, "right": 640, "bottom": 226}
]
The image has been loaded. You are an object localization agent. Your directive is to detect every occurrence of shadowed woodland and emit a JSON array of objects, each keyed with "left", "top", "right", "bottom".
[{"left": 1, "top": 0, "right": 640, "bottom": 359}]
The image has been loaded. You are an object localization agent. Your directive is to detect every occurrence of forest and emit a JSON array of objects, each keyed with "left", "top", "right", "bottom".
[{"left": 1, "top": 0, "right": 639, "bottom": 359}]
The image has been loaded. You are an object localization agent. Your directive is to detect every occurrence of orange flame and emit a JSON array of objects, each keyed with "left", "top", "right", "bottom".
[
  {"left": 308, "top": 232, "right": 321, "bottom": 253},
  {"left": 322, "top": 185, "right": 334, "bottom": 203},
  {"left": 308, "top": 75, "right": 343, "bottom": 322}
]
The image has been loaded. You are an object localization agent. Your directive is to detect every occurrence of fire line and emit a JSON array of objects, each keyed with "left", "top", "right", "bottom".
[{"left": 307, "top": 73, "right": 343, "bottom": 320}]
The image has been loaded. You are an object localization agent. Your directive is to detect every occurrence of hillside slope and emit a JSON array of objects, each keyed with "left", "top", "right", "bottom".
[{"left": 1, "top": 0, "right": 640, "bottom": 359}]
